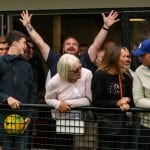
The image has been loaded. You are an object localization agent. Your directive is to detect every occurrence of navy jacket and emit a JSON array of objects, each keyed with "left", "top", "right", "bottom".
[{"left": 0, "top": 55, "right": 37, "bottom": 117}]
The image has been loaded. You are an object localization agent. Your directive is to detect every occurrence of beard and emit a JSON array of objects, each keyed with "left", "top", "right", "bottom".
[{"left": 64, "top": 47, "right": 78, "bottom": 55}]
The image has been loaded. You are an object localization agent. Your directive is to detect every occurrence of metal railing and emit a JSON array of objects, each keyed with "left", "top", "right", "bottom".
[{"left": 0, "top": 103, "right": 149, "bottom": 150}]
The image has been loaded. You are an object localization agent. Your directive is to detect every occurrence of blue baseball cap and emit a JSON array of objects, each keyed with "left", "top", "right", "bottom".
[{"left": 133, "top": 39, "right": 150, "bottom": 56}]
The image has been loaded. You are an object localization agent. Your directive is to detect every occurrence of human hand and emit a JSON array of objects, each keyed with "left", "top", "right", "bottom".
[
  {"left": 116, "top": 97, "right": 130, "bottom": 107},
  {"left": 7, "top": 97, "right": 21, "bottom": 109},
  {"left": 102, "top": 10, "right": 120, "bottom": 29},
  {"left": 19, "top": 10, "right": 32, "bottom": 27},
  {"left": 120, "top": 103, "right": 130, "bottom": 111},
  {"left": 58, "top": 101, "right": 71, "bottom": 113},
  {"left": 21, "top": 117, "right": 31, "bottom": 134}
]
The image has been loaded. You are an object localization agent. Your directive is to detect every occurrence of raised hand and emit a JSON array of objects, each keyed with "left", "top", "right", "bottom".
[
  {"left": 102, "top": 10, "right": 120, "bottom": 29},
  {"left": 20, "top": 10, "right": 32, "bottom": 27}
]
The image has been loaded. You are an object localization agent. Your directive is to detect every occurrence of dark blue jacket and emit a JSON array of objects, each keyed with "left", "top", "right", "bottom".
[
  {"left": 0, "top": 55, "right": 37, "bottom": 117},
  {"left": 47, "top": 50, "right": 96, "bottom": 77}
]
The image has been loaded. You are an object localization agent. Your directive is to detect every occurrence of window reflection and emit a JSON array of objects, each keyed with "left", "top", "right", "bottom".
[{"left": 129, "top": 17, "right": 150, "bottom": 70}]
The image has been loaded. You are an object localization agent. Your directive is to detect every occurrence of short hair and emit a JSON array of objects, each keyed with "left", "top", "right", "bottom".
[
  {"left": 62, "top": 35, "right": 79, "bottom": 44},
  {"left": 0, "top": 36, "right": 7, "bottom": 44},
  {"left": 6, "top": 30, "right": 27, "bottom": 46},
  {"left": 57, "top": 54, "right": 80, "bottom": 81}
]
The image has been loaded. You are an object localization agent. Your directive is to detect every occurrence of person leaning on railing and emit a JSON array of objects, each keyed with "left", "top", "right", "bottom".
[
  {"left": 0, "top": 30, "right": 37, "bottom": 150},
  {"left": 45, "top": 54, "right": 92, "bottom": 150},
  {"left": 132, "top": 39, "right": 150, "bottom": 150},
  {"left": 92, "top": 44, "right": 134, "bottom": 150}
]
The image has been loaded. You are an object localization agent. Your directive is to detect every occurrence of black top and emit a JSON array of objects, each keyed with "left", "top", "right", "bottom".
[{"left": 92, "top": 70, "right": 133, "bottom": 108}]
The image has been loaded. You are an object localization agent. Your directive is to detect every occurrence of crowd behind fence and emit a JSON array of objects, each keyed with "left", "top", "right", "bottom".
[{"left": 0, "top": 103, "right": 149, "bottom": 150}]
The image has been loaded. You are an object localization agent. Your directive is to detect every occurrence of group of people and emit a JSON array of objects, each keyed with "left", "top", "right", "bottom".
[{"left": 0, "top": 8, "right": 150, "bottom": 150}]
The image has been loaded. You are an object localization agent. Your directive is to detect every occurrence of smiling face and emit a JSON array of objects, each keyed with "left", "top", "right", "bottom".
[
  {"left": 119, "top": 48, "right": 129, "bottom": 69},
  {"left": 121, "top": 47, "right": 132, "bottom": 69},
  {"left": 63, "top": 38, "right": 79, "bottom": 56}
]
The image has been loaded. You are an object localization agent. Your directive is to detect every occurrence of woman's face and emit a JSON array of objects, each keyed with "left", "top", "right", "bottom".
[
  {"left": 119, "top": 48, "right": 128, "bottom": 69},
  {"left": 68, "top": 63, "right": 81, "bottom": 83}
]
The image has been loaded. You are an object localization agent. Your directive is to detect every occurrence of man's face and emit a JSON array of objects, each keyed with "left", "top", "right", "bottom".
[
  {"left": 139, "top": 53, "right": 150, "bottom": 66},
  {"left": 24, "top": 42, "right": 34, "bottom": 60},
  {"left": 0, "top": 43, "right": 9, "bottom": 55},
  {"left": 15, "top": 38, "right": 27, "bottom": 55},
  {"left": 63, "top": 38, "right": 79, "bottom": 56}
]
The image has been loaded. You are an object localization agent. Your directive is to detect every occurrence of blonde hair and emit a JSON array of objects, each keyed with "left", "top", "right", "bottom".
[{"left": 57, "top": 54, "right": 80, "bottom": 81}]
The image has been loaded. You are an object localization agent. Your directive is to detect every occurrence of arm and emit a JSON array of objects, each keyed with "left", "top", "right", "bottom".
[
  {"left": 45, "top": 79, "right": 64, "bottom": 109},
  {"left": 0, "top": 92, "right": 20, "bottom": 109},
  {"left": 133, "top": 72, "right": 150, "bottom": 108},
  {"left": 20, "top": 10, "right": 50, "bottom": 61},
  {"left": 88, "top": 10, "right": 120, "bottom": 62}
]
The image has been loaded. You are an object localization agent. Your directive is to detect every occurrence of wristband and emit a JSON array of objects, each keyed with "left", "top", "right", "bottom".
[{"left": 102, "top": 26, "right": 109, "bottom": 31}]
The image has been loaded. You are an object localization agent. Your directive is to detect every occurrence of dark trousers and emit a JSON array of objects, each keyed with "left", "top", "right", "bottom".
[
  {"left": 139, "top": 125, "right": 150, "bottom": 150},
  {"left": 98, "top": 122, "right": 126, "bottom": 150}
]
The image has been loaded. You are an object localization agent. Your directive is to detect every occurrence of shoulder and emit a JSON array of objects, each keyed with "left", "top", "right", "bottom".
[
  {"left": 79, "top": 52, "right": 91, "bottom": 64},
  {"left": 47, "top": 50, "right": 59, "bottom": 62},
  {"left": 135, "top": 65, "right": 149, "bottom": 75},
  {"left": 81, "top": 68, "right": 93, "bottom": 78},
  {"left": 47, "top": 73, "right": 62, "bottom": 87},
  {"left": 94, "top": 69, "right": 107, "bottom": 76},
  {"left": 135, "top": 65, "right": 150, "bottom": 79}
]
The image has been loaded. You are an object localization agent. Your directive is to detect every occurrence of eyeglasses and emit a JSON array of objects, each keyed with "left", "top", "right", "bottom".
[
  {"left": 70, "top": 66, "right": 82, "bottom": 73},
  {"left": 0, "top": 47, "right": 9, "bottom": 51}
]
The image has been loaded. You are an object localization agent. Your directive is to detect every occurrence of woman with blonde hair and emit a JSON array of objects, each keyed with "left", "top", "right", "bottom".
[{"left": 45, "top": 53, "right": 92, "bottom": 150}]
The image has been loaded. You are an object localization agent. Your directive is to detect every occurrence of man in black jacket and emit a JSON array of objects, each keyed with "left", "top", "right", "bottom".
[{"left": 0, "top": 30, "right": 37, "bottom": 150}]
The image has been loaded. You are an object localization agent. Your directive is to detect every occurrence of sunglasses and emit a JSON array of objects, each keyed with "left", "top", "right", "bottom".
[
  {"left": 0, "top": 47, "right": 9, "bottom": 51},
  {"left": 70, "top": 66, "right": 82, "bottom": 73}
]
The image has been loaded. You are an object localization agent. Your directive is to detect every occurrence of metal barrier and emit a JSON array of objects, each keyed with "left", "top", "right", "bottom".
[{"left": 0, "top": 103, "right": 149, "bottom": 150}]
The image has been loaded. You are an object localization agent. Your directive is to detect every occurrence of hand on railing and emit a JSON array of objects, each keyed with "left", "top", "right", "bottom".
[
  {"left": 116, "top": 97, "right": 130, "bottom": 111},
  {"left": 57, "top": 101, "right": 71, "bottom": 113},
  {"left": 21, "top": 117, "right": 31, "bottom": 134},
  {"left": 7, "top": 97, "right": 21, "bottom": 109}
]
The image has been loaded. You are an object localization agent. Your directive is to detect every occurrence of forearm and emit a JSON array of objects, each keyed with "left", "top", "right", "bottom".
[
  {"left": 66, "top": 98, "right": 90, "bottom": 108},
  {"left": 88, "top": 26, "right": 108, "bottom": 62},
  {"left": 134, "top": 98, "right": 150, "bottom": 108},
  {"left": 25, "top": 23, "right": 50, "bottom": 60}
]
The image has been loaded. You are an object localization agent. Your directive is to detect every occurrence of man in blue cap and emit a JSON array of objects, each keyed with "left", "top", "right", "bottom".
[{"left": 132, "top": 39, "right": 150, "bottom": 150}]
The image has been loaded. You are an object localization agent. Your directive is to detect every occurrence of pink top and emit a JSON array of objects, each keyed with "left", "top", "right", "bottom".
[{"left": 45, "top": 68, "right": 92, "bottom": 119}]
